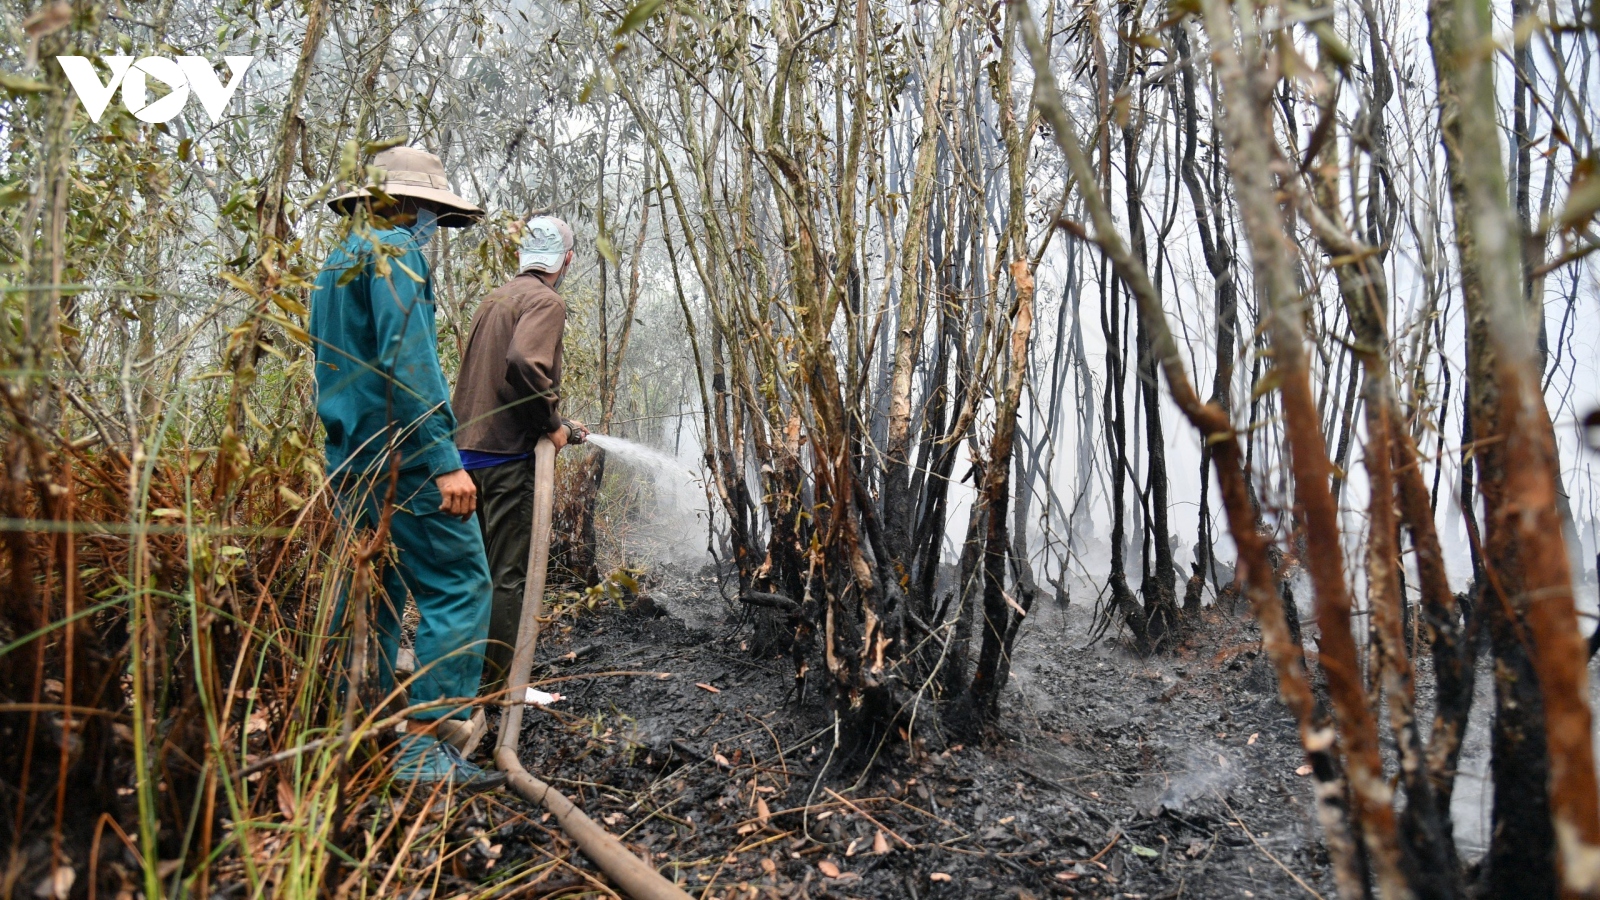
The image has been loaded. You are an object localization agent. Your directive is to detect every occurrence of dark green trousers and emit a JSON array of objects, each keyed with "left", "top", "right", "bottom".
[{"left": 469, "top": 456, "right": 538, "bottom": 690}]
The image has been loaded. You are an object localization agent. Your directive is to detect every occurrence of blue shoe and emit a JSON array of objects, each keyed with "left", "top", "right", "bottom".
[{"left": 391, "top": 733, "right": 507, "bottom": 794}]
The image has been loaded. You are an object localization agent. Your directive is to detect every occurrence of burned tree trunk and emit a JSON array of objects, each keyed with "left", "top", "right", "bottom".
[
  {"left": 1017, "top": 8, "right": 1370, "bottom": 893},
  {"left": 1123, "top": 69, "right": 1179, "bottom": 645},
  {"left": 1430, "top": 0, "right": 1600, "bottom": 893},
  {"left": 1101, "top": 271, "right": 1145, "bottom": 644},
  {"left": 1199, "top": 0, "right": 1410, "bottom": 892},
  {"left": 1172, "top": 23, "right": 1239, "bottom": 615},
  {"left": 882, "top": 8, "right": 956, "bottom": 569},
  {"left": 1298, "top": 10, "right": 1462, "bottom": 883}
]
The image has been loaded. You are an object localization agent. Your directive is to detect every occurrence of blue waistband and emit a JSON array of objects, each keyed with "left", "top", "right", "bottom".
[{"left": 457, "top": 449, "right": 530, "bottom": 471}]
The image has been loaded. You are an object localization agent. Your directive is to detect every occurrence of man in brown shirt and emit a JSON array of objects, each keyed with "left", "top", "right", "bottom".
[{"left": 452, "top": 216, "right": 585, "bottom": 688}]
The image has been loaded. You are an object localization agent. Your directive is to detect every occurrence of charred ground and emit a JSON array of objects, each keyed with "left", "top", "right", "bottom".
[{"left": 412, "top": 576, "right": 1336, "bottom": 899}]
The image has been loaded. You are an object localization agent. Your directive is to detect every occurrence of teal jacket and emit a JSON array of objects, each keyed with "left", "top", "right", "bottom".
[{"left": 310, "top": 225, "right": 462, "bottom": 478}]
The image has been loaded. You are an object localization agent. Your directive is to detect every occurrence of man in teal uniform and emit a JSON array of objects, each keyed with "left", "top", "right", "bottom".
[{"left": 312, "top": 145, "right": 502, "bottom": 792}]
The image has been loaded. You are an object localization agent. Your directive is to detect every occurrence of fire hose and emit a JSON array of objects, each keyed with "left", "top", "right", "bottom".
[{"left": 493, "top": 436, "right": 693, "bottom": 900}]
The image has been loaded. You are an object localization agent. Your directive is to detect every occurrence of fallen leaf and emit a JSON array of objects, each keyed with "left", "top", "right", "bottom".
[
  {"left": 1295, "top": 764, "right": 1314, "bottom": 777},
  {"left": 929, "top": 872, "right": 952, "bottom": 882},
  {"left": 247, "top": 709, "right": 270, "bottom": 735},
  {"left": 818, "top": 859, "right": 842, "bottom": 878},
  {"left": 695, "top": 682, "right": 721, "bottom": 693},
  {"left": 32, "top": 865, "right": 74, "bottom": 899},
  {"left": 1247, "top": 732, "right": 1259, "bottom": 745},
  {"left": 873, "top": 831, "right": 889, "bottom": 854}
]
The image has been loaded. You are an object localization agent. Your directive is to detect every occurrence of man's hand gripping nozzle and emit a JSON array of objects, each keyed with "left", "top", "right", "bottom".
[{"left": 562, "top": 418, "right": 590, "bottom": 445}]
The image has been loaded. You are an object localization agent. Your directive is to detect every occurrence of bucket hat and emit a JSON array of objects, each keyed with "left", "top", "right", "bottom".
[
  {"left": 519, "top": 216, "right": 574, "bottom": 273},
  {"left": 330, "top": 146, "right": 483, "bottom": 227}
]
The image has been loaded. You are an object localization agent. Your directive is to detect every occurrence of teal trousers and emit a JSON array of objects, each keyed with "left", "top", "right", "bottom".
[{"left": 332, "top": 464, "right": 492, "bottom": 722}]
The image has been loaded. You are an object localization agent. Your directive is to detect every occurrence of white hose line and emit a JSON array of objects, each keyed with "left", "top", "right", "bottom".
[{"left": 493, "top": 438, "right": 693, "bottom": 900}]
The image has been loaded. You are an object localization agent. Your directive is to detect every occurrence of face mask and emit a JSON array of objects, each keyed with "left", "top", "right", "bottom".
[{"left": 411, "top": 207, "right": 439, "bottom": 247}]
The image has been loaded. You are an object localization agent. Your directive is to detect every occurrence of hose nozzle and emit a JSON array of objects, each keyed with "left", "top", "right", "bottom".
[{"left": 562, "top": 418, "right": 590, "bottom": 445}]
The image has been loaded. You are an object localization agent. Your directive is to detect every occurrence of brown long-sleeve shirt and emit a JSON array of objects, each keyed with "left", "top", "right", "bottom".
[{"left": 452, "top": 273, "right": 566, "bottom": 454}]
